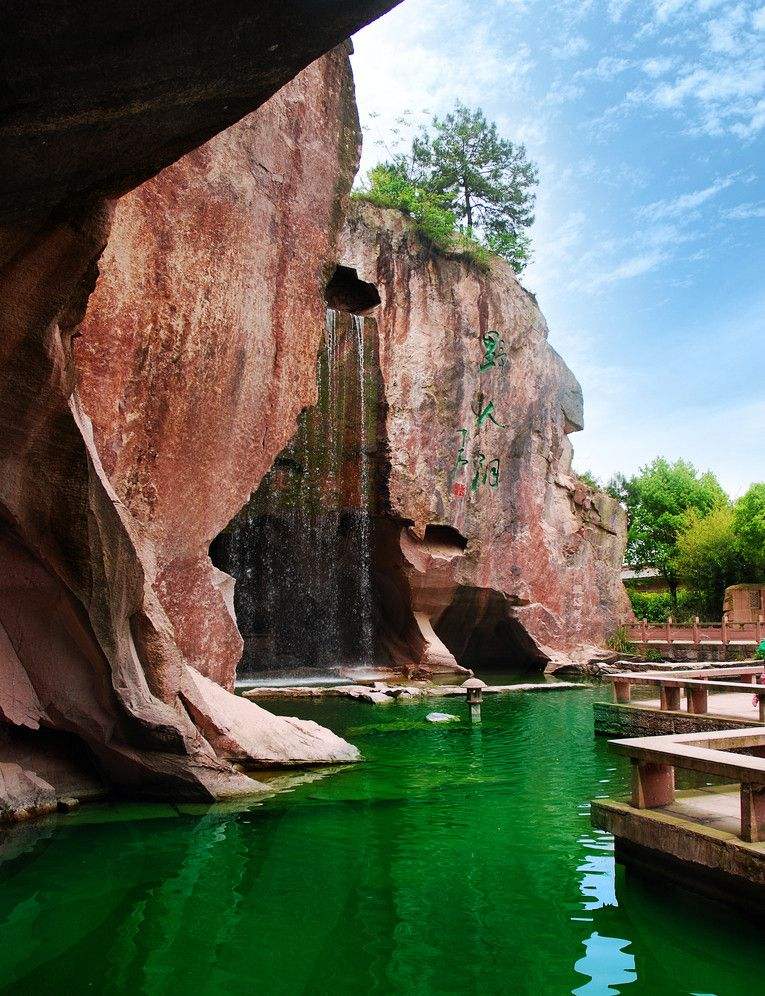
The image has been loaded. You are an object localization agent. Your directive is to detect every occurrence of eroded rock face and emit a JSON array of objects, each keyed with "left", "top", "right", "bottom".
[
  {"left": 340, "top": 202, "right": 631, "bottom": 668},
  {"left": 76, "top": 47, "right": 361, "bottom": 690},
  {"left": 0, "top": 44, "right": 365, "bottom": 818}
]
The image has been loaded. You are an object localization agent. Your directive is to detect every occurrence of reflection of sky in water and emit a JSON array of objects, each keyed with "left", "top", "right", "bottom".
[
  {"left": 577, "top": 831, "right": 617, "bottom": 911},
  {"left": 572, "top": 829, "right": 632, "bottom": 994},
  {"left": 573, "top": 933, "right": 636, "bottom": 996}
]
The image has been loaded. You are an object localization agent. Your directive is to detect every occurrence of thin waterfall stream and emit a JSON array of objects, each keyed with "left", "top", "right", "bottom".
[{"left": 211, "top": 307, "right": 379, "bottom": 680}]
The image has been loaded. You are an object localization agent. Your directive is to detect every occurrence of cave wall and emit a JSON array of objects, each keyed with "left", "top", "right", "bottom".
[
  {"left": 0, "top": 6, "right": 404, "bottom": 816},
  {"left": 76, "top": 47, "right": 361, "bottom": 690},
  {"left": 340, "top": 201, "right": 632, "bottom": 669}
]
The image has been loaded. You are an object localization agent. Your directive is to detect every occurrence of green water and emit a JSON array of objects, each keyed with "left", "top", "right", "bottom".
[{"left": 0, "top": 688, "right": 762, "bottom": 994}]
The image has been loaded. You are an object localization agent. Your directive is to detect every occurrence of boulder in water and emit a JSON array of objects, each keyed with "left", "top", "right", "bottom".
[{"left": 426, "top": 712, "right": 460, "bottom": 724}]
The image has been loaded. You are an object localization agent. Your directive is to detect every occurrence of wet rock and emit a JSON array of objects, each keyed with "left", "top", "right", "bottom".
[
  {"left": 426, "top": 712, "right": 460, "bottom": 723},
  {"left": 0, "top": 764, "right": 57, "bottom": 823},
  {"left": 181, "top": 668, "right": 361, "bottom": 766},
  {"left": 335, "top": 687, "right": 392, "bottom": 705}
]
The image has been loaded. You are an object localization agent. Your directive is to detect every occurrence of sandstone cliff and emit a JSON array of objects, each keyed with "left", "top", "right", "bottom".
[
  {"left": 0, "top": 32, "right": 380, "bottom": 818},
  {"left": 213, "top": 202, "right": 630, "bottom": 678},
  {"left": 337, "top": 201, "right": 631, "bottom": 670}
]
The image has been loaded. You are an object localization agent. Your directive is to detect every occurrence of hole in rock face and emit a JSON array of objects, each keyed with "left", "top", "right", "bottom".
[
  {"left": 434, "top": 586, "right": 548, "bottom": 674},
  {"left": 324, "top": 265, "right": 381, "bottom": 314},
  {"left": 422, "top": 523, "right": 468, "bottom": 553}
]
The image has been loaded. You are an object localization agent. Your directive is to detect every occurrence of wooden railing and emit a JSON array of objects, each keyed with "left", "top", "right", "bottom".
[
  {"left": 610, "top": 667, "right": 765, "bottom": 720},
  {"left": 625, "top": 616, "right": 763, "bottom": 645},
  {"left": 609, "top": 727, "right": 765, "bottom": 842}
]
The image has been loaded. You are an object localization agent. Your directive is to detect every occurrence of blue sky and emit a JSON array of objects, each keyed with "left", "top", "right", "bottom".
[{"left": 351, "top": 0, "right": 765, "bottom": 496}]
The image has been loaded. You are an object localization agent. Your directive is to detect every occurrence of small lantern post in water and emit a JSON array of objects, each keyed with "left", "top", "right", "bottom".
[{"left": 462, "top": 677, "right": 487, "bottom": 722}]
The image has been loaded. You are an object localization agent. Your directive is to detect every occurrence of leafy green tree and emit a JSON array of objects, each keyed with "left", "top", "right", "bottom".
[
  {"left": 675, "top": 506, "right": 744, "bottom": 616},
  {"left": 619, "top": 458, "right": 728, "bottom": 607},
  {"left": 358, "top": 104, "right": 538, "bottom": 272},
  {"left": 412, "top": 102, "right": 538, "bottom": 240},
  {"left": 733, "top": 483, "right": 765, "bottom": 575}
]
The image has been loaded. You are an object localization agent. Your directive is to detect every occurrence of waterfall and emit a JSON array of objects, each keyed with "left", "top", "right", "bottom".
[
  {"left": 353, "top": 313, "right": 375, "bottom": 667},
  {"left": 212, "top": 306, "right": 377, "bottom": 678}
]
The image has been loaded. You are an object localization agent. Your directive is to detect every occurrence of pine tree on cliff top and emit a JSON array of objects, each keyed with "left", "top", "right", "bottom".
[{"left": 411, "top": 102, "right": 538, "bottom": 270}]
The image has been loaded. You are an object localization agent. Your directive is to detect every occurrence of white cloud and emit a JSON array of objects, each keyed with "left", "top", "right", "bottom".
[
  {"left": 725, "top": 200, "right": 765, "bottom": 218},
  {"left": 586, "top": 249, "right": 669, "bottom": 287},
  {"left": 755, "top": 6, "right": 765, "bottom": 30},
  {"left": 642, "top": 56, "right": 674, "bottom": 76},
  {"left": 577, "top": 56, "right": 633, "bottom": 80},
  {"left": 552, "top": 35, "right": 589, "bottom": 58},
  {"left": 635, "top": 174, "right": 737, "bottom": 219}
]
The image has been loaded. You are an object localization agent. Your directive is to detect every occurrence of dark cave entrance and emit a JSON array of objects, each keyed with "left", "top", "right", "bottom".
[{"left": 434, "top": 586, "right": 549, "bottom": 674}]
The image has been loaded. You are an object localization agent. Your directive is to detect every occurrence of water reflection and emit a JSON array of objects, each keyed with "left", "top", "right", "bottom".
[{"left": 573, "top": 933, "right": 636, "bottom": 995}]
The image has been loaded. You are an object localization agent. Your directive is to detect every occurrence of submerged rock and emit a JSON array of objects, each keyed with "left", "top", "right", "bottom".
[{"left": 426, "top": 712, "right": 460, "bottom": 723}]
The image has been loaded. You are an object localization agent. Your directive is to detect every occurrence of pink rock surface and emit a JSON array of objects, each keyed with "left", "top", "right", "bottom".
[
  {"left": 0, "top": 48, "right": 363, "bottom": 819},
  {"left": 340, "top": 202, "right": 631, "bottom": 667},
  {"left": 76, "top": 48, "right": 361, "bottom": 690}
]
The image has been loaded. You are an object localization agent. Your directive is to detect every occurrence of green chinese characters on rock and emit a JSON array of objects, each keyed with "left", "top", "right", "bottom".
[
  {"left": 471, "top": 453, "right": 500, "bottom": 493},
  {"left": 480, "top": 330, "right": 507, "bottom": 372}
]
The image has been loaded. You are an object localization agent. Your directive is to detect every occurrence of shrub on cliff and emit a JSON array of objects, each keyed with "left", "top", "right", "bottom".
[
  {"left": 358, "top": 102, "right": 538, "bottom": 273},
  {"left": 355, "top": 164, "right": 491, "bottom": 269}
]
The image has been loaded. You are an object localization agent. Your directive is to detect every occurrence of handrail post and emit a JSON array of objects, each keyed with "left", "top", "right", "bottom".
[
  {"left": 693, "top": 616, "right": 699, "bottom": 645},
  {"left": 722, "top": 613, "right": 728, "bottom": 648},
  {"left": 666, "top": 616, "right": 672, "bottom": 645},
  {"left": 757, "top": 615, "right": 763, "bottom": 644},
  {"left": 642, "top": 617, "right": 648, "bottom": 643}
]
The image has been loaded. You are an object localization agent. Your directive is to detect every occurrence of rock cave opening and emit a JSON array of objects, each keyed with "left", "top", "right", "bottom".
[{"left": 434, "top": 586, "right": 549, "bottom": 674}]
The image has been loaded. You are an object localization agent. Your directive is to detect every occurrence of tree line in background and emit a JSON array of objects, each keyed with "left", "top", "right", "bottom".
[
  {"left": 578, "top": 458, "right": 765, "bottom": 621},
  {"left": 354, "top": 102, "right": 538, "bottom": 273}
]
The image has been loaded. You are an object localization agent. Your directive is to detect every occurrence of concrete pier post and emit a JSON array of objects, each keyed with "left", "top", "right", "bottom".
[
  {"left": 614, "top": 680, "right": 631, "bottom": 704},
  {"left": 687, "top": 684, "right": 708, "bottom": 714},
  {"left": 693, "top": 616, "right": 699, "bottom": 645},
  {"left": 631, "top": 759, "right": 675, "bottom": 808},
  {"left": 660, "top": 684, "right": 681, "bottom": 711},
  {"left": 740, "top": 784, "right": 765, "bottom": 843}
]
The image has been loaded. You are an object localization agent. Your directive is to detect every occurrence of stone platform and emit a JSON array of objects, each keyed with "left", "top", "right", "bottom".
[
  {"left": 593, "top": 788, "right": 765, "bottom": 911},
  {"left": 242, "top": 680, "right": 586, "bottom": 704},
  {"left": 595, "top": 696, "right": 765, "bottom": 737}
]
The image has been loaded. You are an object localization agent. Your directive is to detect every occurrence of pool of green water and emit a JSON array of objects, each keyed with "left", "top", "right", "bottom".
[{"left": 0, "top": 687, "right": 762, "bottom": 994}]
